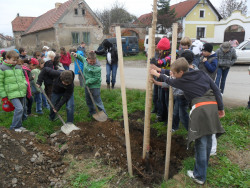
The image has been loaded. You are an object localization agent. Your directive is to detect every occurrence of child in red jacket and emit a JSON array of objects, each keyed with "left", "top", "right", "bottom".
[{"left": 60, "top": 47, "right": 71, "bottom": 70}]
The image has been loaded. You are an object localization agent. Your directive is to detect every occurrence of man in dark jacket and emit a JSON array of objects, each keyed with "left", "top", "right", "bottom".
[
  {"left": 37, "top": 68, "right": 75, "bottom": 123},
  {"left": 95, "top": 39, "right": 118, "bottom": 89}
]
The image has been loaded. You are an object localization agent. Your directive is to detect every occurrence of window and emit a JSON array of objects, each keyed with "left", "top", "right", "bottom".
[
  {"left": 83, "top": 32, "right": 90, "bottom": 44},
  {"left": 72, "top": 32, "right": 79, "bottom": 44},
  {"left": 243, "top": 42, "right": 250, "bottom": 50},
  {"left": 74, "top": 8, "right": 78, "bottom": 15},
  {"left": 197, "top": 27, "right": 205, "bottom": 38},
  {"left": 200, "top": 10, "right": 205, "bottom": 18},
  {"left": 82, "top": 9, "right": 85, "bottom": 15}
]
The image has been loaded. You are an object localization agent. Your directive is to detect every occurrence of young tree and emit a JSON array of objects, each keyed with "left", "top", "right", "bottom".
[
  {"left": 219, "top": 0, "right": 247, "bottom": 18},
  {"left": 157, "top": 0, "right": 177, "bottom": 34},
  {"left": 95, "top": 1, "right": 137, "bottom": 34}
]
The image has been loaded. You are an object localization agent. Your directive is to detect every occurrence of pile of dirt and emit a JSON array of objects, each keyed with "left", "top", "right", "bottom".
[
  {"left": 0, "top": 127, "right": 68, "bottom": 188},
  {"left": 0, "top": 111, "right": 193, "bottom": 187}
]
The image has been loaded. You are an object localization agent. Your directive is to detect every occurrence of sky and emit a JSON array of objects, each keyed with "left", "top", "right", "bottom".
[{"left": 0, "top": 0, "right": 249, "bottom": 37}]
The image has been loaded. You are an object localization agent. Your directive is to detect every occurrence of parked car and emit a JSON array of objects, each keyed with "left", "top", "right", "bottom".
[
  {"left": 235, "top": 39, "right": 250, "bottom": 64},
  {"left": 96, "top": 36, "right": 139, "bottom": 56}
]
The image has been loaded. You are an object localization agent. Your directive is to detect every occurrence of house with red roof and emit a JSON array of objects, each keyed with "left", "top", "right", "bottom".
[
  {"left": 12, "top": 0, "right": 103, "bottom": 52},
  {"left": 135, "top": 0, "right": 223, "bottom": 42},
  {"left": 11, "top": 14, "right": 36, "bottom": 49}
]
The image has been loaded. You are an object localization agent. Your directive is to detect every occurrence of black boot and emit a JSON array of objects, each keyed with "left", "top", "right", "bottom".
[{"left": 112, "top": 83, "right": 115, "bottom": 89}]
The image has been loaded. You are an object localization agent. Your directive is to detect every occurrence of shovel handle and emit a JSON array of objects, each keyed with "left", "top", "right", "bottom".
[
  {"left": 40, "top": 87, "right": 66, "bottom": 125},
  {"left": 75, "top": 57, "right": 100, "bottom": 113}
]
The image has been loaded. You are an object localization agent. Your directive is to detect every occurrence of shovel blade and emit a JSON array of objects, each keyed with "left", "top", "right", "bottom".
[
  {"left": 61, "top": 123, "right": 80, "bottom": 135},
  {"left": 92, "top": 111, "right": 108, "bottom": 122}
]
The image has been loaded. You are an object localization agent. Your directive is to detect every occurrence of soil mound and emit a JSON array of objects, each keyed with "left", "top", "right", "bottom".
[{"left": 0, "top": 111, "right": 193, "bottom": 187}]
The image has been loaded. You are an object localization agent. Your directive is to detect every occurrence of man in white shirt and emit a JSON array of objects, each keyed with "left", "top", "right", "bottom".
[{"left": 192, "top": 37, "right": 203, "bottom": 67}]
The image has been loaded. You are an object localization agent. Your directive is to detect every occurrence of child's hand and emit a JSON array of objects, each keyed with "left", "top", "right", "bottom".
[
  {"left": 150, "top": 69, "right": 160, "bottom": 77},
  {"left": 203, "top": 57, "right": 207, "bottom": 62},
  {"left": 53, "top": 108, "right": 57, "bottom": 113},
  {"left": 71, "top": 52, "right": 77, "bottom": 57},
  {"left": 150, "top": 64, "right": 161, "bottom": 72},
  {"left": 218, "top": 110, "right": 225, "bottom": 118},
  {"left": 36, "top": 84, "right": 41, "bottom": 88}
]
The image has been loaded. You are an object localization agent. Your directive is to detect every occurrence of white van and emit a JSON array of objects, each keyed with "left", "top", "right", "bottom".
[{"left": 144, "top": 34, "right": 169, "bottom": 53}]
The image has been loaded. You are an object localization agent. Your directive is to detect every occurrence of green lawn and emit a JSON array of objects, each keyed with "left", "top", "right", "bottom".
[{"left": 0, "top": 87, "right": 249, "bottom": 187}]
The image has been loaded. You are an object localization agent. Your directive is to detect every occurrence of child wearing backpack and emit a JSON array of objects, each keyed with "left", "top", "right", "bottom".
[
  {"left": 150, "top": 58, "right": 225, "bottom": 185},
  {"left": 0, "top": 50, "right": 27, "bottom": 132}
]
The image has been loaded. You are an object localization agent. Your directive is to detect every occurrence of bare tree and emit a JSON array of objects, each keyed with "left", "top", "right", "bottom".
[
  {"left": 219, "top": 0, "right": 247, "bottom": 18},
  {"left": 95, "top": 1, "right": 137, "bottom": 34}
]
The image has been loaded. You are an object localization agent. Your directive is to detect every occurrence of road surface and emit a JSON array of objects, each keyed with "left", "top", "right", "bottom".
[{"left": 71, "top": 60, "right": 250, "bottom": 108}]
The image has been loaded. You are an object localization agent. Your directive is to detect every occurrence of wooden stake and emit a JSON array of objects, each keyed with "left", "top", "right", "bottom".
[
  {"left": 115, "top": 26, "right": 133, "bottom": 176},
  {"left": 142, "top": 0, "right": 158, "bottom": 160},
  {"left": 164, "top": 23, "right": 178, "bottom": 181}
]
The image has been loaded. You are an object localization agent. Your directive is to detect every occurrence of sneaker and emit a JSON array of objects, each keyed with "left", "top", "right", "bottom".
[
  {"left": 36, "top": 111, "right": 44, "bottom": 115},
  {"left": 19, "top": 127, "right": 26, "bottom": 130},
  {"left": 210, "top": 152, "right": 217, "bottom": 156},
  {"left": 172, "top": 129, "right": 176, "bottom": 132},
  {"left": 187, "top": 170, "right": 205, "bottom": 185},
  {"left": 14, "top": 128, "right": 22, "bottom": 132}
]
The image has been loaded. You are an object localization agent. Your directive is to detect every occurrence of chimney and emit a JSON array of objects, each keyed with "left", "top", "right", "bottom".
[
  {"left": 17, "top": 13, "right": 19, "bottom": 17},
  {"left": 55, "top": 3, "right": 62, "bottom": 9}
]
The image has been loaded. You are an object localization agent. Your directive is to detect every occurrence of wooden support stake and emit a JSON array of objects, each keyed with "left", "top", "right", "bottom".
[
  {"left": 115, "top": 26, "right": 133, "bottom": 176},
  {"left": 142, "top": 0, "right": 158, "bottom": 160},
  {"left": 164, "top": 23, "right": 178, "bottom": 181}
]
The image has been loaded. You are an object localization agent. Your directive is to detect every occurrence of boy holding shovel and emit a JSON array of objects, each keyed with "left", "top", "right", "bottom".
[
  {"left": 71, "top": 51, "right": 107, "bottom": 118},
  {"left": 36, "top": 68, "right": 75, "bottom": 123}
]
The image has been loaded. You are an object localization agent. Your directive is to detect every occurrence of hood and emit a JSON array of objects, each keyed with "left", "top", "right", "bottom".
[{"left": 209, "top": 51, "right": 217, "bottom": 57}]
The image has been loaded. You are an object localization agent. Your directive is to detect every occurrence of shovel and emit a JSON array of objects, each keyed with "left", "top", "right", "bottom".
[
  {"left": 40, "top": 88, "right": 80, "bottom": 135},
  {"left": 75, "top": 57, "right": 108, "bottom": 122}
]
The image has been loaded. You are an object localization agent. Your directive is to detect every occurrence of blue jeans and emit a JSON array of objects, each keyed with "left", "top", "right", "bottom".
[
  {"left": 193, "top": 134, "right": 212, "bottom": 182},
  {"left": 106, "top": 63, "right": 118, "bottom": 85},
  {"left": 215, "top": 67, "right": 230, "bottom": 94},
  {"left": 85, "top": 87, "right": 106, "bottom": 115},
  {"left": 34, "top": 93, "right": 42, "bottom": 113},
  {"left": 42, "top": 93, "right": 50, "bottom": 109},
  {"left": 49, "top": 93, "right": 74, "bottom": 123},
  {"left": 63, "top": 65, "right": 69, "bottom": 70},
  {"left": 172, "top": 95, "right": 189, "bottom": 130},
  {"left": 10, "top": 98, "right": 25, "bottom": 129},
  {"left": 193, "top": 55, "right": 200, "bottom": 67}
]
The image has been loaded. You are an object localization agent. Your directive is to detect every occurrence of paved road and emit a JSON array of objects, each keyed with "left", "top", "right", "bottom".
[{"left": 71, "top": 60, "right": 250, "bottom": 108}]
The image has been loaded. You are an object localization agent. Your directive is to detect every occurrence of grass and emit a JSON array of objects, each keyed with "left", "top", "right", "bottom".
[
  {"left": 0, "top": 87, "right": 249, "bottom": 187},
  {"left": 97, "top": 52, "right": 147, "bottom": 61}
]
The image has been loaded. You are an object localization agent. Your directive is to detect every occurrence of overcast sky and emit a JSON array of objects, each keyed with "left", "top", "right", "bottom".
[{"left": 0, "top": 0, "right": 249, "bottom": 36}]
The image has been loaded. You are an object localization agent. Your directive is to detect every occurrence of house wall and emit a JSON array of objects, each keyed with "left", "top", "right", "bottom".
[
  {"left": 55, "top": 0, "right": 103, "bottom": 52},
  {"left": 183, "top": 0, "right": 219, "bottom": 42},
  {"left": 13, "top": 31, "right": 23, "bottom": 49},
  {"left": 214, "top": 11, "right": 250, "bottom": 43},
  {"left": 21, "top": 29, "right": 56, "bottom": 53}
]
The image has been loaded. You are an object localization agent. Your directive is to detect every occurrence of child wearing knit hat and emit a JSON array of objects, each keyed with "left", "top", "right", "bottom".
[{"left": 152, "top": 37, "right": 172, "bottom": 122}]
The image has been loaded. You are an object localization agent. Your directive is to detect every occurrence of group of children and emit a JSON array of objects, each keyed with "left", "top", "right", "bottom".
[
  {"left": 149, "top": 35, "right": 231, "bottom": 185},
  {"left": 0, "top": 43, "right": 106, "bottom": 133},
  {"left": 0, "top": 36, "right": 236, "bottom": 185}
]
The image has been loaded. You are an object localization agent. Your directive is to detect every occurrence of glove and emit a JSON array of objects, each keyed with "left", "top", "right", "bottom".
[
  {"left": 150, "top": 58, "right": 157, "bottom": 65},
  {"left": 1, "top": 97, "right": 8, "bottom": 104}
]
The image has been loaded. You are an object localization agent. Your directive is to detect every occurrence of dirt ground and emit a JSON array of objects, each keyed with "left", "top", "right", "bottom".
[{"left": 0, "top": 111, "right": 193, "bottom": 187}]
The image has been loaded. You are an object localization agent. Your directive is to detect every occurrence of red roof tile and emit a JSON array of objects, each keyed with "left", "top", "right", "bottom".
[
  {"left": 171, "top": 0, "right": 199, "bottom": 18},
  {"left": 134, "top": 0, "right": 199, "bottom": 26},
  {"left": 11, "top": 17, "right": 36, "bottom": 32},
  {"left": 25, "top": 0, "right": 73, "bottom": 34}
]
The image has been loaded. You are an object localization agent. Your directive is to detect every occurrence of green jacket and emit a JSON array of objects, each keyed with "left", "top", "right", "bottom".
[
  {"left": 76, "top": 54, "right": 102, "bottom": 89},
  {"left": 0, "top": 62, "right": 27, "bottom": 99},
  {"left": 31, "top": 69, "right": 45, "bottom": 92}
]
